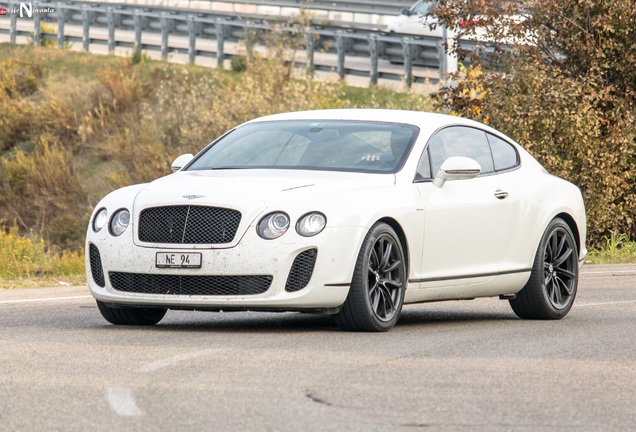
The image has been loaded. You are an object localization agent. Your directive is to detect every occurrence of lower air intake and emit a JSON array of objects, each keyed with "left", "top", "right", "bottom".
[
  {"left": 285, "top": 248, "right": 318, "bottom": 292},
  {"left": 109, "top": 272, "right": 272, "bottom": 296},
  {"left": 89, "top": 244, "right": 105, "bottom": 287}
]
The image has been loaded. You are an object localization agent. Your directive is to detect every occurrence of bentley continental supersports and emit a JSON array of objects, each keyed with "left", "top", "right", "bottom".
[{"left": 86, "top": 110, "right": 586, "bottom": 331}]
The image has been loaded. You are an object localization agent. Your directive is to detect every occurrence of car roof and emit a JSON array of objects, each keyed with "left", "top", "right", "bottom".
[{"left": 245, "top": 109, "right": 500, "bottom": 139}]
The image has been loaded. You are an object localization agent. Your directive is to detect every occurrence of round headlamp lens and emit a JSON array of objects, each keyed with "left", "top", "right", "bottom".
[
  {"left": 93, "top": 208, "right": 108, "bottom": 233},
  {"left": 110, "top": 209, "right": 130, "bottom": 237},
  {"left": 257, "top": 212, "right": 290, "bottom": 239},
  {"left": 296, "top": 212, "right": 327, "bottom": 237}
]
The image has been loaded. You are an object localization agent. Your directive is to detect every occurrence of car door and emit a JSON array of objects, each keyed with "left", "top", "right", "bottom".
[{"left": 413, "top": 126, "right": 523, "bottom": 284}]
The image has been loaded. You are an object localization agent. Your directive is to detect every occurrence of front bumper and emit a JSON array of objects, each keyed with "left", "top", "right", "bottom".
[{"left": 85, "top": 226, "right": 365, "bottom": 311}]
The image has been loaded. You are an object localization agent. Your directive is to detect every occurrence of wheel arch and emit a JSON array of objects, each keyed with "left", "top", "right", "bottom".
[
  {"left": 555, "top": 212, "right": 582, "bottom": 256},
  {"left": 376, "top": 217, "right": 410, "bottom": 274}
]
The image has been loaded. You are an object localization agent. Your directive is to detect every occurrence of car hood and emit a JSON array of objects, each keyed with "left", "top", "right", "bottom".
[{"left": 134, "top": 169, "right": 395, "bottom": 214}]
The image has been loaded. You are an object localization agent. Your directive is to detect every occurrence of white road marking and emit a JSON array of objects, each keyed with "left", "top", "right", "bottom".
[
  {"left": 106, "top": 388, "right": 145, "bottom": 417},
  {"left": 104, "top": 349, "right": 219, "bottom": 416},
  {"left": 577, "top": 300, "right": 636, "bottom": 308},
  {"left": 0, "top": 295, "right": 93, "bottom": 304},
  {"left": 138, "top": 348, "right": 220, "bottom": 373},
  {"left": 581, "top": 270, "right": 636, "bottom": 276}
]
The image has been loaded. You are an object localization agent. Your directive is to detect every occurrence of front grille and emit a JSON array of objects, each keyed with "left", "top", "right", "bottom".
[
  {"left": 285, "top": 248, "right": 318, "bottom": 292},
  {"left": 109, "top": 272, "right": 272, "bottom": 296},
  {"left": 89, "top": 244, "right": 105, "bottom": 287},
  {"left": 138, "top": 205, "right": 241, "bottom": 244}
]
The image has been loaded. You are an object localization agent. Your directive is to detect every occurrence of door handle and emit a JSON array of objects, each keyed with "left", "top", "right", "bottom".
[{"left": 494, "top": 189, "right": 509, "bottom": 200}]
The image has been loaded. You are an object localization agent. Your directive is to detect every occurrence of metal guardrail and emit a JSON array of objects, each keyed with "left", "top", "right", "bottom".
[
  {"left": 89, "top": 0, "right": 416, "bottom": 17},
  {"left": 0, "top": 1, "right": 450, "bottom": 86}
]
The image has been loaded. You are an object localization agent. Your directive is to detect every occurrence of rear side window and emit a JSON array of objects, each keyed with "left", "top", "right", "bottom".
[{"left": 486, "top": 133, "right": 519, "bottom": 171}]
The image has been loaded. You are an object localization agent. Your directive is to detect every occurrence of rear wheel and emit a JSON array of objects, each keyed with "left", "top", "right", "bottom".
[
  {"left": 509, "top": 218, "right": 579, "bottom": 319},
  {"left": 335, "top": 223, "right": 407, "bottom": 332},
  {"left": 96, "top": 300, "right": 167, "bottom": 325}
]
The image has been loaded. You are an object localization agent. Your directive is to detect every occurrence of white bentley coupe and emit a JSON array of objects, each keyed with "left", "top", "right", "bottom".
[{"left": 86, "top": 109, "right": 587, "bottom": 331}]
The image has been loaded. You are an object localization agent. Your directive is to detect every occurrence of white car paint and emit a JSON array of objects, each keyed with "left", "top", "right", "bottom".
[
  {"left": 86, "top": 109, "right": 587, "bottom": 327},
  {"left": 386, "top": 0, "right": 441, "bottom": 36}
]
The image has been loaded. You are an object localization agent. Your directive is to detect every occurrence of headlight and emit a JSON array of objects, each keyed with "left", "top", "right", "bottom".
[
  {"left": 257, "top": 212, "right": 290, "bottom": 239},
  {"left": 92, "top": 208, "right": 108, "bottom": 233},
  {"left": 109, "top": 209, "right": 130, "bottom": 237},
  {"left": 296, "top": 212, "right": 326, "bottom": 237}
]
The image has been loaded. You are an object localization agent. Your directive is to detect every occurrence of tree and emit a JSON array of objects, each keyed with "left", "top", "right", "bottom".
[{"left": 429, "top": 0, "right": 636, "bottom": 246}]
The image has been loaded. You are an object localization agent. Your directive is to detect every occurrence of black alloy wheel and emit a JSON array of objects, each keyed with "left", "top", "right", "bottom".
[
  {"left": 335, "top": 223, "right": 407, "bottom": 332},
  {"left": 510, "top": 218, "right": 579, "bottom": 319}
]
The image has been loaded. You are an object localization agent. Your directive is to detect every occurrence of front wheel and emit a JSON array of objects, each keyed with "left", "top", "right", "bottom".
[
  {"left": 335, "top": 223, "right": 407, "bottom": 332},
  {"left": 509, "top": 218, "right": 579, "bottom": 319},
  {"left": 96, "top": 300, "right": 167, "bottom": 325}
]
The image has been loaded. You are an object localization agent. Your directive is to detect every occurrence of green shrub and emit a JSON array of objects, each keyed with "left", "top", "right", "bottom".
[
  {"left": 0, "top": 58, "right": 42, "bottom": 152},
  {"left": 230, "top": 55, "right": 247, "bottom": 73},
  {"left": 0, "top": 223, "right": 84, "bottom": 280},
  {"left": 0, "top": 57, "right": 42, "bottom": 97},
  {"left": 587, "top": 232, "right": 636, "bottom": 264},
  {"left": 0, "top": 137, "right": 87, "bottom": 246}
]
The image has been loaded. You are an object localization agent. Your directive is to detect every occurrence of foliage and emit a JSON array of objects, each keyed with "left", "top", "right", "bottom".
[
  {"left": 586, "top": 232, "right": 636, "bottom": 265},
  {"left": 429, "top": 0, "right": 636, "bottom": 247},
  {"left": 0, "top": 223, "right": 84, "bottom": 281},
  {"left": 27, "top": 22, "right": 60, "bottom": 48},
  {"left": 0, "top": 58, "right": 41, "bottom": 152},
  {"left": 0, "top": 137, "right": 87, "bottom": 249},
  {"left": 130, "top": 49, "right": 152, "bottom": 66},
  {"left": 230, "top": 55, "right": 247, "bottom": 73}
]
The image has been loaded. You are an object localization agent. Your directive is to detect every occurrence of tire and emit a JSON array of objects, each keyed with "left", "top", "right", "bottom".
[
  {"left": 96, "top": 300, "right": 167, "bottom": 325},
  {"left": 509, "top": 218, "right": 579, "bottom": 320},
  {"left": 335, "top": 223, "right": 407, "bottom": 332}
]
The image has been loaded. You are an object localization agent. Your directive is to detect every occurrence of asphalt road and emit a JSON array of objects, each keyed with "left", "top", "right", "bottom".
[{"left": 1, "top": 264, "right": 635, "bottom": 431}]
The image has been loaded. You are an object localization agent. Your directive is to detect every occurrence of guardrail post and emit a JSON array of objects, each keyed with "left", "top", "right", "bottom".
[
  {"left": 107, "top": 8, "right": 115, "bottom": 53},
  {"left": 215, "top": 19, "right": 225, "bottom": 68},
  {"left": 402, "top": 37, "right": 413, "bottom": 88},
  {"left": 187, "top": 16, "right": 196, "bottom": 64},
  {"left": 82, "top": 6, "right": 90, "bottom": 52},
  {"left": 336, "top": 32, "right": 345, "bottom": 80},
  {"left": 440, "top": 25, "right": 458, "bottom": 80},
  {"left": 160, "top": 12, "right": 169, "bottom": 60},
  {"left": 243, "top": 20, "right": 254, "bottom": 60},
  {"left": 10, "top": 6, "right": 17, "bottom": 43},
  {"left": 56, "top": 3, "right": 65, "bottom": 48},
  {"left": 369, "top": 33, "right": 378, "bottom": 86},
  {"left": 33, "top": 12, "right": 41, "bottom": 47},
  {"left": 437, "top": 39, "right": 446, "bottom": 81},
  {"left": 134, "top": 10, "right": 142, "bottom": 52},
  {"left": 305, "top": 31, "right": 314, "bottom": 73}
]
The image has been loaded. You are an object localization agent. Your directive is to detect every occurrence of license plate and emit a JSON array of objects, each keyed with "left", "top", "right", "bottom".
[{"left": 156, "top": 252, "right": 202, "bottom": 269}]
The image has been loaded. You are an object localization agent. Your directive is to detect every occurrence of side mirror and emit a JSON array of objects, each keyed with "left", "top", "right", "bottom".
[
  {"left": 433, "top": 156, "right": 481, "bottom": 188},
  {"left": 171, "top": 153, "right": 194, "bottom": 172},
  {"left": 401, "top": 8, "right": 411, "bottom": 16}
]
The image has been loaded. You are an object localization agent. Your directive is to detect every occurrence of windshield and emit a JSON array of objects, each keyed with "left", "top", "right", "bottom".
[{"left": 187, "top": 120, "right": 419, "bottom": 173}]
